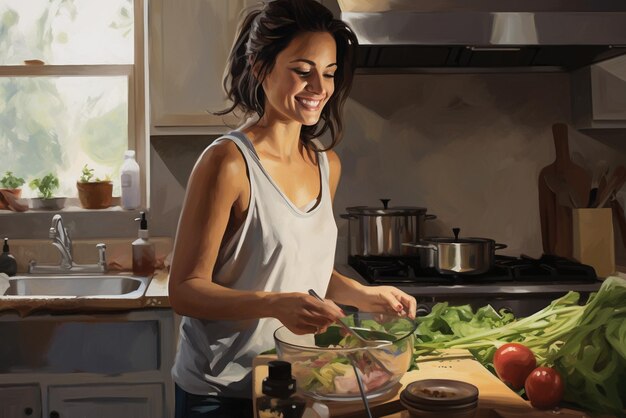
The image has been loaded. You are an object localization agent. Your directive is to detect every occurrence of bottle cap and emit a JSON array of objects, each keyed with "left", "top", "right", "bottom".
[
  {"left": 135, "top": 212, "right": 148, "bottom": 230},
  {"left": 124, "top": 150, "right": 136, "bottom": 159},
  {"left": 3, "top": 237, "right": 9, "bottom": 253},
  {"left": 262, "top": 360, "right": 296, "bottom": 398}
]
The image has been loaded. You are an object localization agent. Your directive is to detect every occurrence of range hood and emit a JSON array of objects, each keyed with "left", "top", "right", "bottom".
[{"left": 338, "top": 0, "right": 626, "bottom": 72}]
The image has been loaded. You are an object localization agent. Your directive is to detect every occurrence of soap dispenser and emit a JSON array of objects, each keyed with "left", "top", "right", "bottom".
[
  {"left": 0, "top": 237, "right": 18, "bottom": 276},
  {"left": 132, "top": 212, "right": 155, "bottom": 276}
]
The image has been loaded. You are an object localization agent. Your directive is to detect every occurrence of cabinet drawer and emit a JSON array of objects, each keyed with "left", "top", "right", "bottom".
[
  {"left": 48, "top": 383, "right": 163, "bottom": 418},
  {"left": 0, "top": 320, "right": 159, "bottom": 374}
]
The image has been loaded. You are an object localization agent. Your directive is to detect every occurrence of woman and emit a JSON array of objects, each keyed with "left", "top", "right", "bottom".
[{"left": 169, "top": 1, "right": 417, "bottom": 417}]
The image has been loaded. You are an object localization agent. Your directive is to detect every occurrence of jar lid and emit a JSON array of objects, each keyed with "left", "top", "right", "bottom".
[
  {"left": 262, "top": 360, "right": 296, "bottom": 398},
  {"left": 346, "top": 198, "right": 428, "bottom": 216},
  {"left": 401, "top": 379, "right": 479, "bottom": 408}
]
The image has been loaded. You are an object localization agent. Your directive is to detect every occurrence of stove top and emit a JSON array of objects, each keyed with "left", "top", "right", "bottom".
[{"left": 349, "top": 254, "right": 598, "bottom": 285}]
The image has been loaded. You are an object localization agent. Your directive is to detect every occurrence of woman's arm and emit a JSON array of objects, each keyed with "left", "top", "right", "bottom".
[
  {"left": 325, "top": 150, "right": 417, "bottom": 318},
  {"left": 168, "top": 141, "right": 340, "bottom": 334}
]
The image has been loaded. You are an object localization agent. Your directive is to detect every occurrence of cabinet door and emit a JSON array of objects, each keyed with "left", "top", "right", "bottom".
[
  {"left": 149, "top": 0, "right": 257, "bottom": 127},
  {"left": 0, "top": 385, "right": 41, "bottom": 418},
  {"left": 48, "top": 384, "right": 162, "bottom": 418}
]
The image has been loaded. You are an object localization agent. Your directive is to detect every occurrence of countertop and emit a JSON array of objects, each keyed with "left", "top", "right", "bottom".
[
  {"left": 0, "top": 269, "right": 171, "bottom": 316},
  {"left": 252, "top": 350, "right": 592, "bottom": 418}
]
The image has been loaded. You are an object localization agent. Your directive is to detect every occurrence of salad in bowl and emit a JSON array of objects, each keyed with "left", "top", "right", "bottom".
[{"left": 273, "top": 312, "right": 417, "bottom": 401}]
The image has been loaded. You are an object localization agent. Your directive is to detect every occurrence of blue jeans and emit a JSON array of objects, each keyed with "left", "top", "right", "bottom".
[{"left": 175, "top": 384, "right": 254, "bottom": 418}]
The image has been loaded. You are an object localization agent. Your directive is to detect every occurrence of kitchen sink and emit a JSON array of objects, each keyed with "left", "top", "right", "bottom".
[{"left": 2, "top": 274, "right": 151, "bottom": 299}]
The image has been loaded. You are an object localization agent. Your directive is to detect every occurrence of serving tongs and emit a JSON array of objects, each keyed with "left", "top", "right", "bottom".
[
  {"left": 307, "top": 289, "right": 395, "bottom": 377},
  {"left": 308, "top": 289, "right": 395, "bottom": 348}
]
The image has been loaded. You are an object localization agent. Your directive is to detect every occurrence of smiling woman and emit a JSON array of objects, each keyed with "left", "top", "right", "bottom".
[
  {"left": 0, "top": 0, "right": 144, "bottom": 201},
  {"left": 168, "top": 1, "right": 418, "bottom": 418}
]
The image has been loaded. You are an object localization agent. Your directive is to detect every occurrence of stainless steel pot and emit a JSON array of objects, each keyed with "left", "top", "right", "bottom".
[
  {"left": 402, "top": 228, "right": 507, "bottom": 275},
  {"left": 341, "top": 199, "right": 437, "bottom": 257}
]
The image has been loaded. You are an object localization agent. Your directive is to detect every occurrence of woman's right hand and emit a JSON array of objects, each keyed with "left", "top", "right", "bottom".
[{"left": 271, "top": 292, "right": 344, "bottom": 335}]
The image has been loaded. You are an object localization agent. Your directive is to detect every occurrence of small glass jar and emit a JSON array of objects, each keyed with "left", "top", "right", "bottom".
[{"left": 257, "top": 360, "right": 306, "bottom": 418}]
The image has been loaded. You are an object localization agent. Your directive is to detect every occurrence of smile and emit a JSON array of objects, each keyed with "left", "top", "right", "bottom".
[{"left": 295, "top": 97, "right": 322, "bottom": 111}]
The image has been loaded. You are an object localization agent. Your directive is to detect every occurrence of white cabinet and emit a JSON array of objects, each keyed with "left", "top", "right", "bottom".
[
  {"left": 0, "top": 309, "right": 175, "bottom": 418},
  {"left": 0, "top": 385, "right": 41, "bottom": 418},
  {"left": 48, "top": 384, "right": 163, "bottom": 418},
  {"left": 572, "top": 55, "right": 626, "bottom": 129},
  {"left": 149, "top": 0, "right": 257, "bottom": 129}
]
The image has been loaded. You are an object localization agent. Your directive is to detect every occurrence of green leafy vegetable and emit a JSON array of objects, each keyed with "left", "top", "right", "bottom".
[{"left": 413, "top": 276, "right": 626, "bottom": 416}]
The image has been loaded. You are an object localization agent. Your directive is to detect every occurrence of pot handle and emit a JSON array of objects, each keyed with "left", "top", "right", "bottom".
[
  {"left": 339, "top": 214, "right": 358, "bottom": 219},
  {"left": 425, "top": 214, "right": 437, "bottom": 221},
  {"left": 495, "top": 243, "right": 508, "bottom": 250},
  {"left": 401, "top": 242, "right": 438, "bottom": 251}
]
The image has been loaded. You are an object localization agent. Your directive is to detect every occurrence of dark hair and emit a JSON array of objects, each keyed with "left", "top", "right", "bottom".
[{"left": 215, "top": 0, "right": 358, "bottom": 151}]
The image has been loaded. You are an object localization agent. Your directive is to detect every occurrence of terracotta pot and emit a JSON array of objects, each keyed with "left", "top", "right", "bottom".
[
  {"left": 0, "top": 188, "right": 26, "bottom": 211},
  {"left": 0, "top": 188, "right": 22, "bottom": 199},
  {"left": 77, "top": 181, "right": 113, "bottom": 209}
]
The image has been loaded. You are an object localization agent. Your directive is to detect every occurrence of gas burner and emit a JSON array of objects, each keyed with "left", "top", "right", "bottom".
[{"left": 349, "top": 254, "right": 598, "bottom": 285}]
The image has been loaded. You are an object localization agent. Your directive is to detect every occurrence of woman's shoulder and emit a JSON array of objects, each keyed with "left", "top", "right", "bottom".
[{"left": 193, "top": 139, "right": 248, "bottom": 181}]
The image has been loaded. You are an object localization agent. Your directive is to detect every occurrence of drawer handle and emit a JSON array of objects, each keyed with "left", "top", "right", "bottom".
[
  {"left": 24, "top": 407, "right": 33, "bottom": 416},
  {"left": 50, "top": 411, "right": 60, "bottom": 418}
]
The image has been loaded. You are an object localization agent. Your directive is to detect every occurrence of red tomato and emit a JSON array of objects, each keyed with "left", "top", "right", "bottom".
[
  {"left": 493, "top": 343, "right": 537, "bottom": 390},
  {"left": 525, "top": 367, "right": 564, "bottom": 409}
]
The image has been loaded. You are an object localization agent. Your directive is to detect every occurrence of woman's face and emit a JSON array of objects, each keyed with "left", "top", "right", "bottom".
[{"left": 261, "top": 31, "right": 337, "bottom": 126}]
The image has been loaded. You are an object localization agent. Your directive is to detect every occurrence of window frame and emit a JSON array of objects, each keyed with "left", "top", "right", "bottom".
[{"left": 0, "top": 0, "right": 147, "bottom": 210}]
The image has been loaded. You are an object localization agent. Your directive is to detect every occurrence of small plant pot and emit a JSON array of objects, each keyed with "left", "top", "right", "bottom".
[
  {"left": 0, "top": 188, "right": 22, "bottom": 199},
  {"left": 30, "top": 197, "right": 66, "bottom": 210},
  {"left": 0, "top": 188, "right": 27, "bottom": 211},
  {"left": 77, "top": 181, "right": 113, "bottom": 209}
]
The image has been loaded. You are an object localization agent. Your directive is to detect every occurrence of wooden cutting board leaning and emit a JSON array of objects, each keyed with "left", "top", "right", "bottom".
[{"left": 538, "top": 123, "right": 592, "bottom": 258}]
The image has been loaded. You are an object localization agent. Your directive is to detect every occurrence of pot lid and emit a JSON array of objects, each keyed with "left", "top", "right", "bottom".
[
  {"left": 424, "top": 228, "right": 494, "bottom": 244},
  {"left": 346, "top": 198, "right": 428, "bottom": 216}
]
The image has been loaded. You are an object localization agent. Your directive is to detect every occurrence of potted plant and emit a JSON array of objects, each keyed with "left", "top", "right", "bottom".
[
  {"left": 76, "top": 164, "right": 113, "bottom": 209},
  {"left": 0, "top": 171, "right": 28, "bottom": 211},
  {"left": 29, "top": 173, "right": 65, "bottom": 210},
  {"left": 0, "top": 171, "right": 25, "bottom": 197}
]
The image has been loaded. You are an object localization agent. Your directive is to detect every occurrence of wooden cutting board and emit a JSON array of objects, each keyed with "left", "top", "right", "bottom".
[
  {"left": 252, "top": 349, "right": 534, "bottom": 418},
  {"left": 538, "top": 123, "right": 592, "bottom": 258}
]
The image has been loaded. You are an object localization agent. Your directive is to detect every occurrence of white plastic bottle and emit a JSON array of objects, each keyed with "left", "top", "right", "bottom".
[{"left": 120, "top": 150, "right": 140, "bottom": 210}]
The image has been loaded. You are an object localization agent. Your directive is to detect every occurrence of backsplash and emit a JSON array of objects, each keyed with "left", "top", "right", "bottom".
[{"left": 150, "top": 72, "right": 626, "bottom": 264}]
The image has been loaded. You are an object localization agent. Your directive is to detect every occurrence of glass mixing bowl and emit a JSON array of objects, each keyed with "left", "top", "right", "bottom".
[{"left": 274, "top": 312, "right": 417, "bottom": 401}]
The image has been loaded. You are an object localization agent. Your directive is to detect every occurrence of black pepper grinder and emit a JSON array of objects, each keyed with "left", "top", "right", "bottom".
[
  {"left": 0, "top": 237, "right": 17, "bottom": 276},
  {"left": 257, "top": 360, "right": 306, "bottom": 418}
]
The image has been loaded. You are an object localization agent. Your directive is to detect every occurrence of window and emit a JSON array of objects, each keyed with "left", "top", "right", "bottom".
[{"left": 0, "top": 0, "right": 145, "bottom": 201}]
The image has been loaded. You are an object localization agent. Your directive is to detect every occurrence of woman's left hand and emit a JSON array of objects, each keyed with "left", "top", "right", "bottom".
[{"left": 358, "top": 286, "right": 417, "bottom": 319}]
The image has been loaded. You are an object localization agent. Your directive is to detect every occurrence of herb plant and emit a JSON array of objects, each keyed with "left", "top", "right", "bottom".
[
  {"left": 29, "top": 173, "right": 60, "bottom": 199},
  {"left": 0, "top": 171, "right": 25, "bottom": 189},
  {"left": 79, "top": 164, "right": 111, "bottom": 183}
]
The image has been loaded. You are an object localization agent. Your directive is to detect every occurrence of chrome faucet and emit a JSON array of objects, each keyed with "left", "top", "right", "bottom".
[{"left": 28, "top": 214, "right": 108, "bottom": 274}]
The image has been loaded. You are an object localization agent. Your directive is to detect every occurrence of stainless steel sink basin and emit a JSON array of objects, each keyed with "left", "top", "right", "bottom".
[{"left": 2, "top": 274, "right": 152, "bottom": 299}]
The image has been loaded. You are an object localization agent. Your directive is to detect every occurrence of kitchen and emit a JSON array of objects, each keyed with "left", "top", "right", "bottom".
[{"left": 1, "top": 0, "right": 626, "bottom": 417}]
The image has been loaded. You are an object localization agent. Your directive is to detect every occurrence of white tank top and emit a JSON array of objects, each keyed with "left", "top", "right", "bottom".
[{"left": 172, "top": 131, "right": 338, "bottom": 398}]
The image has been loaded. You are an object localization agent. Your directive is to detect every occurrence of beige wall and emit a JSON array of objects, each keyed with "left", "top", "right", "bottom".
[{"left": 149, "top": 72, "right": 626, "bottom": 263}]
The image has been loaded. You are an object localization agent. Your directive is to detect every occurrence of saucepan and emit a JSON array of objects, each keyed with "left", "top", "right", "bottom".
[
  {"left": 402, "top": 228, "right": 507, "bottom": 275},
  {"left": 340, "top": 199, "right": 437, "bottom": 257}
]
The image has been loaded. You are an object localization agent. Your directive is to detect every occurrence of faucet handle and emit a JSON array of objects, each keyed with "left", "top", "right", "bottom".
[{"left": 96, "top": 243, "right": 107, "bottom": 272}]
